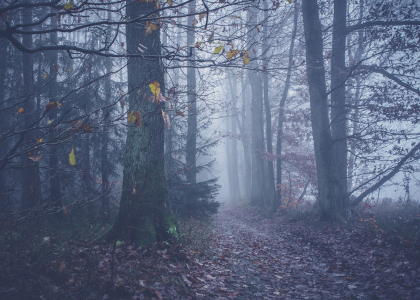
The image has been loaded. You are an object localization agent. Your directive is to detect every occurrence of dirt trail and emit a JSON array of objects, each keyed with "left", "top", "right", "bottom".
[{"left": 188, "top": 206, "right": 420, "bottom": 299}]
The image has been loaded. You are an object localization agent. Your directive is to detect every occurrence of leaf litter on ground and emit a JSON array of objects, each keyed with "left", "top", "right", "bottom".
[{"left": 1, "top": 206, "right": 420, "bottom": 299}]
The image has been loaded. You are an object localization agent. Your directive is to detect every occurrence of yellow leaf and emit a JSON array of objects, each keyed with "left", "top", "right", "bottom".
[
  {"left": 199, "top": 13, "right": 206, "bottom": 21},
  {"left": 69, "top": 147, "right": 76, "bottom": 166},
  {"left": 37, "top": 138, "right": 43, "bottom": 143},
  {"left": 67, "top": 68, "right": 72, "bottom": 72},
  {"left": 18, "top": 108, "right": 24, "bottom": 114},
  {"left": 128, "top": 111, "right": 137, "bottom": 124},
  {"left": 167, "top": 0, "right": 172, "bottom": 6},
  {"left": 149, "top": 81, "right": 161, "bottom": 102},
  {"left": 244, "top": 50, "right": 250, "bottom": 65},
  {"left": 227, "top": 49, "right": 239, "bottom": 59},
  {"left": 43, "top": 72, "right": 48, "bottom": 79},
  {"left": 146, "top": 21, "right": 158, "bottom": 35},
  {"left": 214, "top": 45, "right": 224, "bottom": 54},
  {"left": 56, "top": 101, "right": 62, "bottom": 107},
  {"left": 48, "top": 119, "right": 54, "bottom": 124},
  {"left": 63, "top": 0, "right": 74, "bottom": 10}
]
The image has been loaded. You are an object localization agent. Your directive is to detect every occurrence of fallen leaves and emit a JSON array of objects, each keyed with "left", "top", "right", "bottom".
[{"left": 18, "top": 108, "right": 24, "bottom": 114}]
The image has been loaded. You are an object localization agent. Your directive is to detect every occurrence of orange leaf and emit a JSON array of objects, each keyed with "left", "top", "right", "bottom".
[
  {"left": 146, "top": 21, "right": 158, "bottom": 35},
  {"left": 18, "top": 108, "right": 24, "bottom": 114},
  {"left": 135, "top": 111, "right": 142, "bottom": 128},
  {"left": 45, "top": 102, "right": 55, "bottom": 112},
  {"left": 227, "top": 49, "right": 239, "bottom": 59},
  {"left": 53, "top": 64, "right": 58, "bottom": 72},
  {"left": 176, "top": 110, "right": 185, "bottom": 117}
]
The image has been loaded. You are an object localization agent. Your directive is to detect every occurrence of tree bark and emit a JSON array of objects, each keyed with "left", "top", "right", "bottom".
[
  {"left": 302, "top": 0, "right": 342, "bottom": 221},
  {"left": 185, "top": 0, "right": 197, "bottom": 184},
  {"left": 20, "top": 1, "right": 42, "bottom": 210},
  {"left": 240, "top": 74, "right": 252, "bottom": 200},
  {"left": 330, "top": 0, "right": 348, "bottom": 210},
  {"left": 247, "top": 7, "right": 265, "bottom": 206},
  {"left": 262, "top": 0, "right": 275, "bottom": 208},
  {"left": 228, "top": 75, "right": 240, "bottom": 202},
  {"left": 101, "top": 0, "right": 176, "bottom": 245},
  {"left": 48, "top": 13, "right": 62, "bottom": 209},
  {"left": 101, "top": 55, "right": 112, "bottom": 221}
]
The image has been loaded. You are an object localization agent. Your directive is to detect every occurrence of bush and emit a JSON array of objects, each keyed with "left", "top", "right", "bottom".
[{"left": 170, "top": 176, "right": 220, "bottom": 219}]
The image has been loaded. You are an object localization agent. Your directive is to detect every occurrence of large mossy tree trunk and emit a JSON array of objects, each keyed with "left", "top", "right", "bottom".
[
  {"left": 102, "top": 0, "right": 176, "bottom": 245},
  {"left": 302, "top": 0, "right": 342, "bottom": 221}
]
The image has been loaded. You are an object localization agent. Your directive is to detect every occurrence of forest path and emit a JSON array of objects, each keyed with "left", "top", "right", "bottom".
[{"left": 188, "top": 205, "right": 420, "bottom": 300}]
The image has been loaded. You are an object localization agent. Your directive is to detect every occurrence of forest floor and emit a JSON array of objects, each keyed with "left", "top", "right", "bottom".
[
  {"left": 1, "top": 205, "right": 420, "bottom": 299},
  {"left": 188, "top": 205, "right": 420, "bottom": 300}
]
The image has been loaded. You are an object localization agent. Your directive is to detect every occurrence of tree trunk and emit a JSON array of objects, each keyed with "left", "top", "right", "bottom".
[
  {"left": 276, "top": 1, "right": 298, "bottom": 212},
  {"left": 247, "top": 8, "right": 265, "bottom": 206},
  {"left": 48, "top": 15, "right": 62, "bottom": 209},
  {"left": 101, "top": 56, "right": 112, "bottom": 221},
  {"left": 262, "top": 0, "right": 275, "bottom": 208},
  {"left": 20, "top": 2, "right": 42, "bottom": 210},
  {"left": 0, "top": 38, "right": 8, "bottom": 207},
  {"left": 101, "top": 0, "right": 176, "bottom": 245},
  {"left": 241, "top": 74, "right": 252, "bottom": 199},
  {"left": 330, "top": 0, "right": 348, "bottom": 210},
  {"left": 302, "top": 0, "right": 342, "bottom": 221},
  {"left": 185, "top": 0, "right": 197, "bottom": 184},
  {"left": 228, "top": 76, "right": 240, "bottom": 202}
]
